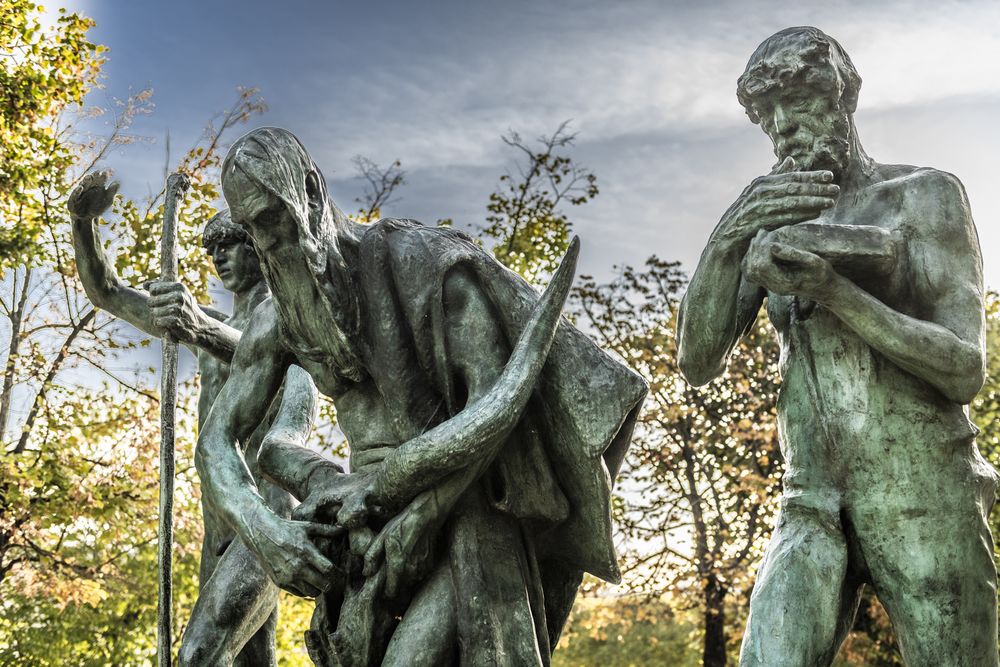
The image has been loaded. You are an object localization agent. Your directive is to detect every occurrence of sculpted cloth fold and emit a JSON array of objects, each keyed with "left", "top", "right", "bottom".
[{"left": 303, "top": 219, "right": 647, "bottom": 665}]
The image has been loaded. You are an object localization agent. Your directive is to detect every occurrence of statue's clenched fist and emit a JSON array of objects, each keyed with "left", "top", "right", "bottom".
[
  {"left": 148, "top": 281, "right": 208, "bottom": 342},
  {"left": 68, "top": 170, "right": 119, "bottom": 220}
]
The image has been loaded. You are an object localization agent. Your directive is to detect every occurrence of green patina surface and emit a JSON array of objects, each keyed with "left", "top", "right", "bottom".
[{"left": 678, "top": 26, "right": 998, "bottom": 667}]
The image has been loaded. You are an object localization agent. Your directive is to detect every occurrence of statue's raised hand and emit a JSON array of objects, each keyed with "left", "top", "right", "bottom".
[
  {"left": 715, "top": 157, "right": 839, "bottom": 250},
  {"left": 69, "top": 170, "right": 120, "bottom": 220}
]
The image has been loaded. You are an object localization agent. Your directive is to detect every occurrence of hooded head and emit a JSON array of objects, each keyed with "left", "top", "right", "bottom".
[{"left": 221, "top": 127, "right": 365, "bottom": 381}]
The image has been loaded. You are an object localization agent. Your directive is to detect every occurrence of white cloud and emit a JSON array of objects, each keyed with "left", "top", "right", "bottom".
[{"left": 287, "top": 0, "right": 1000, "bottom": 176}]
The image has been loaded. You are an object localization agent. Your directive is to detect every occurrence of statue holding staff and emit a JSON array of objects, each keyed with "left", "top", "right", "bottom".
[{"left": 68, "top": 173, "right": 325, "bottom": 665}]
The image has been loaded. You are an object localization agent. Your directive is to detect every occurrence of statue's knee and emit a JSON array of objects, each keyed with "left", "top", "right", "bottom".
[{"left": 178, "top": 633, "right": 222, "bottom": 667}]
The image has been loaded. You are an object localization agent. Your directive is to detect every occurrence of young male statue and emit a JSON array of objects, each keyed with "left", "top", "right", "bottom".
[
  {"left": 677, "top": 26, "right": 998, "bottom": 665},
  {"left": 197, "top": 126, "right": 647, "bottom": 666},
  {"left": 69, "top": 177, "right": 318, "bottom": 665}
]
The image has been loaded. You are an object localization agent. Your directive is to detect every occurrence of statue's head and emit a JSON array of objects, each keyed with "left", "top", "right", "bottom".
[
  {"left": 221, "top": 128, "right": 364, "bottom": 380},
  {"left": 201, "top": 209, "right": 263, "bottom": 294},
  {"left": 737, "top": 27, "right": 861, "bottom": 176},
  {"left": 221, "top": 127, "right": 355, "bottom": 281}
]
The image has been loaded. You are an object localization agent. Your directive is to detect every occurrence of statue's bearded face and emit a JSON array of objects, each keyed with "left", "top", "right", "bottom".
[
  {"left": 751, "top": 81, "right": 851, "bottom": 176},
  {"left": 224, "top": 167, "right": 299, "bottom": 254},
  {"left": 739, "top": 34, "right": 857, "bottom": 178}
]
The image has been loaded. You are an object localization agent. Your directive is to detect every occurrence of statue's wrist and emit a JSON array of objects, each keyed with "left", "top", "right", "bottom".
[
  {"left": 813, "top": 273, "right": 846, "bottom": 307},
  {"left": 188, "top": 310, "right": 219, "bottom": 346},
  {"left": 238, "top": 499, "right": 275, "bottom": 544}
]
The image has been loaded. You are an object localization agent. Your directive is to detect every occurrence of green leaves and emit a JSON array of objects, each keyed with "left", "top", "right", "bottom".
[
  {"left": 481, "top": 121, "right": 598, "bottom": 287},
  {"left": 0, "top": 0, "right": 103, "bottom": 273}
]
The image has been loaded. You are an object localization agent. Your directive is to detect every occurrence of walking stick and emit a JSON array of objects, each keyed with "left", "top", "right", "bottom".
[{"left": 158, "top": 172, "right": 189, "bottom": 666}]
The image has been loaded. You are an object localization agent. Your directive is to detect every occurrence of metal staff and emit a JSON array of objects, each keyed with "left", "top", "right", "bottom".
[{"left": 158, "top": 171, "right": 189, "bottom": 666}]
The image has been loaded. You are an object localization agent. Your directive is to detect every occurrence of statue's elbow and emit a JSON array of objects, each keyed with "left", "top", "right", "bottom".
[
  {"left": 678, "top": 350, "right": 721, "bottom": 388},
  {"left": 943, "top": 351, "right": 985, "bottom": 404},
  {"left": 947, "top": 370, "right": 985, "bottom": 405}
]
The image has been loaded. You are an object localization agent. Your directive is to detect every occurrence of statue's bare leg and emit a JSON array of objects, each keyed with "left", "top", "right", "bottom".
[
  {"left": 739, "top": 500, "right": 863, "bottom": 667},
  {"left": 178, "top": 536, "right": 279, "bottom": 667},
  {"left": 180, "top": 480, "right": 291, "bottom": 667},
  {"left": 852, "top": 446, "right": 999, "bottom": 667},
  {"left": 382, "top": 559, "right": 458, "bottom": 666}
]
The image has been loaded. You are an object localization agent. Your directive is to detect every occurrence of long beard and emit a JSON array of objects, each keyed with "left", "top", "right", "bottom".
[
  {"left": 260, "top": 244, "right": 365, "bottom": 383},
  {"left": 795, "top": 135, "right": 850, "bottom": 173}
]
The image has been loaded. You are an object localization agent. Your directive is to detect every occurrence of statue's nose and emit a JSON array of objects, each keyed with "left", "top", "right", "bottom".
[{"left": 773, "top": 104, "right": 799, "bottom": 136}]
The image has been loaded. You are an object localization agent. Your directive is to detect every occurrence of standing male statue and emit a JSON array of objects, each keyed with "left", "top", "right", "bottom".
[
  {"left": 68, "top": 175, "right": 318, "bottom": 665},
  {"left": 678, "top": 27, "right": 998, "bottom": 666},
  {"left": 196, "top": 126, "right": 647, "bottom": 666}
]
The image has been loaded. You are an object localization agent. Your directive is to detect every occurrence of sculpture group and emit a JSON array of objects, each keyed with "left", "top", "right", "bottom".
[{"left": 68, "top": 26, "right": 997, "bottom": 667}]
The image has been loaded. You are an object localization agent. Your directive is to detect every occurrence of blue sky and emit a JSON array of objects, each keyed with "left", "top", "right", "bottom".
[{"left": 66, "top": 0, "right": 1000, "bottom": 291}]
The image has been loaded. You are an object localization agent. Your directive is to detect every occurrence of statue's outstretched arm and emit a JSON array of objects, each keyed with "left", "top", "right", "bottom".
[
  {"left": 371, "top": 238, "right": 579, "bottom": 512},
  {"left": 256, "top": 365, "right": 343, "bottom": 499},
  {"left": 68, "top": 170, "right": 241, "bottom": 363}
]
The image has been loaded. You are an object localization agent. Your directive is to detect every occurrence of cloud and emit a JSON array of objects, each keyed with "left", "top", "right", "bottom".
[{"left": 275, "top": 0, "right": 1000, "bottom": 177}]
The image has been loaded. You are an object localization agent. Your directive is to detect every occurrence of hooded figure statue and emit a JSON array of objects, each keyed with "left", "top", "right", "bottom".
[{"left": 196, "top": 126, "right": 646, "bottom": 666}]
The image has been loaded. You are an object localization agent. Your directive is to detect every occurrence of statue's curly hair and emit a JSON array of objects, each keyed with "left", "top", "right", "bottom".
[
  {"left": 201, "top": 209, "right": 249, "bottom": 249},
  {"left": 737, "top": 27, "right": 861, "bottom": 124}
]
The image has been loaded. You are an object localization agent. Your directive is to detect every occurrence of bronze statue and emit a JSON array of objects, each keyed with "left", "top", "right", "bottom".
[
  {"left": 678, "top": 27, "right": 998, "bottom": 666},
  {"left": 196, "top": 127, "right": 647, "bottom": 666}
]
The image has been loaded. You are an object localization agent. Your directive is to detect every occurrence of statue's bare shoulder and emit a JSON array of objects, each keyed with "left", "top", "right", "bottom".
[{"left": 235, "top": 297, "right": 290, "bottom": 365}]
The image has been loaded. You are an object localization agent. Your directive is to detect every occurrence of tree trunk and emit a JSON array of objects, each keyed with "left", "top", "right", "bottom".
[
  {"left": 0, "top": 267, "right": 32, "bottom": 446},
  {"left": 703, "top": 573, "right": 729, "bottom": 667}
]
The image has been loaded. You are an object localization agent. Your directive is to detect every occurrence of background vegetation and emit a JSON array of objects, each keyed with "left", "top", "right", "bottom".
[{"left": 1, "top": 3, "right": 997, "bottom": 665}]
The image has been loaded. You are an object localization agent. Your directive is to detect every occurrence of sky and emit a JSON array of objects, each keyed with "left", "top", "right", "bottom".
[{"left": 62, "top": 0, "right": 1000, "bottom": 293}]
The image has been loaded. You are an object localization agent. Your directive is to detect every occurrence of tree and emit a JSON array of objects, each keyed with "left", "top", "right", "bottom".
[
  {"left": 0, "top": 1, "right": 103, "bottom": 271},
  {"left": 351, "top": 155, "right": 405, "bottom": 223},
  {"left": 0, "top": 4, "right": 271, "bottom": 660},
  {"left": 572, "top": 258, "right": 782, "bottom": 667},
  {"left": 481, "top": 121, "right": 598, "bottom": 286}
]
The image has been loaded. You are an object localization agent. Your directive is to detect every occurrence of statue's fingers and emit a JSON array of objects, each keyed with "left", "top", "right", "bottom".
[
  {"left": 295, "top": 495, "right": 341, "bottom": 523},
  {"left": 105, "top": 180, "right": 120, "bottom": 201},
  {"left": 769, "top": 243, "right": 818, "bottom": 266},
  {"left": 149, "top": 281, "right": 183, "bottom": 297},
  {"left": 284, "top": 577, "right": 322, "bottom": 598},
  {"left": 291, "top": 503, "right": 313, "bottom": 521},
  {"left": 383, "top": 536, "right": 400, "bottom": 598},
  {"left": 337, "top": 499, "right": 368, "bottom": 529},
  {"left": 771, "top": 169, "right": 835, "bottom": 184},
  {"left": 304, "top": 521, "right": 344, "bottom": 540},
  {"left": 349, "top": 526, "right": 374, "bottom": 557},
  {"left": 291, "top": 546, "right": 336, "bottom": 595},
  {"left": 362, "top": 530, "right": 387, "bottom": 577}
]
